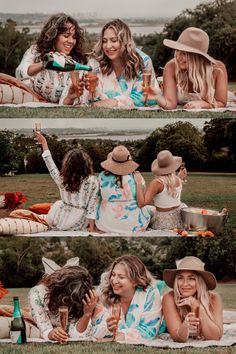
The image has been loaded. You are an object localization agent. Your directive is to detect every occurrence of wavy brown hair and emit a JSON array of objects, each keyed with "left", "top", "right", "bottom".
[
  {"left": 60, "top": 147, "right": 93, "bottom": 193},
  {"left": 36, "top": 13, "right": 86, "bottom": 63},
  {"left": 40, "top": 266, "right": 93, "bottom": 319},
  {"left": 92, "top": 19, "right": 144, "bottom": 80},
  {"left": 100, "top": 255, "right": 155, "bottom": 306}
]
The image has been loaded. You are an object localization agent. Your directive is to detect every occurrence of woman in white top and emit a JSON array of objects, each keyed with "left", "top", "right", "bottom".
[
  {"left": 134, "top": 150, "right": 187, "bottom": 230},
  {"left": 16, "top": 13, "right": 85, "bottom": 104},
  {"left": 35, "top": 132, "right": 99, "bottom": 231},
  {"left": 143, "top": 27, "right": 228, "bottom": 109}
]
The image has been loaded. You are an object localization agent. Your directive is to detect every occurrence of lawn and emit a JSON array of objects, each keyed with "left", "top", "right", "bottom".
[
  {"left": 1, "top": 172, "right": 235, "bottom": 231},
  {"left": 0, "top": 106, "right": 235, "bottom": 118}
]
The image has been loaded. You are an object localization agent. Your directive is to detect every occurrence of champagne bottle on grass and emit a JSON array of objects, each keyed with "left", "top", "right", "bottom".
[
  {"left": 10, "top": 296, "right": 27, "bottom": 344},
  {"left": 43, "top": 52, "right": 92, "bottom": 72}
]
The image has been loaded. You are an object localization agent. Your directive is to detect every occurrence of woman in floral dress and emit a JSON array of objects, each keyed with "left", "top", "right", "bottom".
[
  {"left": 35, "top": 132, "right": 98, "bottom": 231},
  {"left": 85, "top": 19, "right": 160, "bottom": 109},
  {"left": 16, "top": 13, "right": 85, "bottom": 104},
  {"left": 96, "top": 145, "right": 153, "bottom": 234}
]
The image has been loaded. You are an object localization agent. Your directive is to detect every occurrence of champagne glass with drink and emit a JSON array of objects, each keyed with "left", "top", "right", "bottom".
[
  {"left": 191, "top": 305, "right": 201, "bottom": 339},
  {"left": 87, "top": 71, "right": 98, "bottom": 106},
  {"left": 34, "top": 123, "right": 41, "bottom": 144},
  {"left": 58, "top": 306, "right": 69, "bottom": 344},
  {"left": 111, "top": 303, "right": 121, "bottom": 341},
  {"left": 70, "top": 71, "right": 81, "bottom": 103},
  {"left": 142, "top": 69, "right": 152, "bottom": 106},
  {"left": 181, "top": 162, "right": 187, "bottom": 183}
]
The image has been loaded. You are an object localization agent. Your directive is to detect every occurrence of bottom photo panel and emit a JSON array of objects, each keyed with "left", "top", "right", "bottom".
[{"left": 0, "top": 236, "right": 235, "bottom": 353}]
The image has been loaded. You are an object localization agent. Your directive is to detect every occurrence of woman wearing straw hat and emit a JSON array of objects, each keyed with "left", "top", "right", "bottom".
[
  {"left": 143, "top": 27, "right": 228, "bottom": 109},
  {"left": 134, "top": 150, "right": 187, "bottom": 230},
  {"left": 162, "top": 256, "right": 223, "bottom": 342},
  {"left": 96, "top": 145, "right": 154, "bottom": 233}
]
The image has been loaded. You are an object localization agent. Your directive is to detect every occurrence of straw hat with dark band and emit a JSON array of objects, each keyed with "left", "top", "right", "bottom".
[
  {"left": 151, "top": 150, "right": 182, "bottom": 176},
  {"left": 163, "top": 27, "right": 216, "bottom": 64},
  {"left": 101, "top": 145, "right": 139, "bottom": 176},
  {"left": 163, "top": 256, "right": 217, "bottom": 290}
]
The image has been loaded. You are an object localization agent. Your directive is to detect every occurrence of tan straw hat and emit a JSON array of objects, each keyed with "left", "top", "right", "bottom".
[
  {"left": 101, "top": 145, "right": 139, "bottom": 176},
  {"left": 151, "top": 150, "right": 182, "bottom": 175},
  {"left": 163, "top": 27, "right": 216, "bottom": 64},
  {"left": 163, "top": 256, "right": 217, "bottom": 290}
]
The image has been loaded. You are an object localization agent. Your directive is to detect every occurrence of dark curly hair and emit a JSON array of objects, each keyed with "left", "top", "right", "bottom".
[
  {"left": 92, "top": 19, "right": 144, "bottom": 80},
  {"left": 40, "top": 266, "right": 93, "bottom": 319},
  {"left": 36, "top": 13, "right": 86, "bottom": 63},
  {"left": 60, "top": 147, "right": 94, "bottom": 193}
]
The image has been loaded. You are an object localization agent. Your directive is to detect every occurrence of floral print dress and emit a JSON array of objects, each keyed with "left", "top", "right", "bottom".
[
  {"left": 42, "top": 150, "right": 99, "bottom": 231},
  {"left": 96, "top": 172, "right": 154, "bottom": 234},
  {"left": 15, "top": 45, "right": 72, "bottom": 103},
  {"left": 86, "top": 49, "right": 160, "bottom": 109},
  {"left": 91, "top": 285, "right": 163, "bottom": 341}
]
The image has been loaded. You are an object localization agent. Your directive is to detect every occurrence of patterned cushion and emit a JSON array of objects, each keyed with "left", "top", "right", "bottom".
[
  {"left": 29, "top": 203, "right": 52, "bottom": 214},
  {"left": 0, "top": 217, "right": 48, "bottom": 235},
  {"left": 0, "top": 84, "right": 40, "bottom": 104}
]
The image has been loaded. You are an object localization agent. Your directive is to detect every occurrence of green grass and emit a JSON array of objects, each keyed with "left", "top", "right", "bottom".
[
  {"left": 0, "top": 342, "right": 235, "bottom": 354},
  {"left": 0, "top": 107, "right": 235, "bottom": 118}
]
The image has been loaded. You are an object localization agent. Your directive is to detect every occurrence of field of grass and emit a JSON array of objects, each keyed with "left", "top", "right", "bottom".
[
  {"left": 1, "top": 172, "right": 235, "bottom": 231},
  {"left": 0, "top": 106, "right": 235, "bottom": 118}
]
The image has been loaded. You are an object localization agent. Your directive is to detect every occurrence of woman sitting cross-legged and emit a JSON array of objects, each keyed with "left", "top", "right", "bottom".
[
  {"left": 96, "top": 145, "right": 154, "bottom": 234},
  {"left": 162, "top": 256, "right": 223, "bottom": 342},
  {"left": 92, "top": 255, "right": 163, "bottom": 342},
  {"left": 84, "top": 19, "right": 160, "bottom": 109},
  {"left": 35, "top": 132, "right": 99, "bottom": 231},
  {"left": 134, "top": 150, "right": 187, "bottom": 230}
]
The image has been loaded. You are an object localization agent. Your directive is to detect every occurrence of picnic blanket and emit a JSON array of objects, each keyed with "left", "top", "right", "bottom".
[
  {"left": 0, "top": 101, "right": 236, "bottom": 112},
  {"left": 0, "top": 323, "right": 235, "bottom": 347}
]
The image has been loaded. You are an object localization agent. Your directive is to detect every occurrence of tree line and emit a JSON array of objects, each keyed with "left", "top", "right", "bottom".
[
  {"left": 0, "top": 119, "right": 236, "bottom": 176},
  {"left": 0, "top": 232, "right": 235, "bottom": 288},
  {"left": 0, "top": 0, "right": 235, "bottom": 79}
]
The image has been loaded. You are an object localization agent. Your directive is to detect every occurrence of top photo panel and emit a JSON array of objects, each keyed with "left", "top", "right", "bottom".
[{"left": 0, "top": 0, "right": 235, "bottom": 118}]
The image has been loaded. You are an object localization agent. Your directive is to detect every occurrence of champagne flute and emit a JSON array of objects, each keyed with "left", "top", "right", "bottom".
[
  {"left": 34, "top": 123, "right": 41, "bottom": 144},
  {"left": 70, "top": 71, "right": 81, "bottom": 103},
  {"left": 58, "top": 306, "right": 69, "bottom": 344},
  {"left": 111, "top": 303, "right": 121, "bottom": 341},
  {"left": 87, "top": 71, "right": 98, "bottom": 106},
  {"left": 181, "top": 162, "right": 187, "bottom": 183},
  {"left": 142, "top": 69, "right": 152, "bottom": 106},
  {"left": 191, "top": 305, "right": 201, "bottom": 339}
]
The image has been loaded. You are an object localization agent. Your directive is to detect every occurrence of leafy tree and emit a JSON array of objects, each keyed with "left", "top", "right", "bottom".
[{"left": 0, "top": 131, "right": 19, "bottom": 175}]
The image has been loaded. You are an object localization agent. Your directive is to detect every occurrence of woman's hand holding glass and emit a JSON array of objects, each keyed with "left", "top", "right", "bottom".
[
  {"left": 84, "top": 72, "right": 98, "bottom": 105},
  {"left": 48, "top": 326, "right": 69, "bottom": 343},
  {"left": 106, "top": 303, "right": 121, "bottom": 341}
]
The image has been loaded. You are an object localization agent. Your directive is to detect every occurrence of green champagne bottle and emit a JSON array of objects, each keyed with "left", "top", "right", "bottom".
[
  {"left": 10, "top": 296, "right": 27, "bottom": 344},
  {"left": 43, "top": 52, "right": 92, "bottom": 72}
]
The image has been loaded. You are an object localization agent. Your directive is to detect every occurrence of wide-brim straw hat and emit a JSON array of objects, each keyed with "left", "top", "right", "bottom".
[
  {"left": 151, "top": 150, "right": 182, "bottom": 175},
  {"left": 101, "top": 145, "right": 139, "bottom": 176},
  {"left": 163, "top": 256, "right": 217, "bottom": 290},
  {"left": 163, "top": 27, "right": 216, "bottom": 64}
]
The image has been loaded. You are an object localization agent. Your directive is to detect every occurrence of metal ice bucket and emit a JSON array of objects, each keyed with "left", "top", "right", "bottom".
[{"left": 181, "top": 207, "right": 228, "bottom": 234}]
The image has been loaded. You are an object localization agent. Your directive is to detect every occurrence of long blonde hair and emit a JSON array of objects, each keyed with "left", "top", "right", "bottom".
[
  {"left": 173, "top": 271, "right": 214, "bottom": 321},
  {"left": 157, "top": 173, "right": 181, "bottom": 198},
  {"left": 92, "top": 19, "right": 144, "bottom": 80},
  {"left": 175, "top": 51, "right": 216, "bottom": 107}
]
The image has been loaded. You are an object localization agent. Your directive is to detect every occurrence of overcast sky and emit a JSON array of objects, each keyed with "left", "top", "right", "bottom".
[
  {"left": 0, "top": 119, "right": 209, "bottom": 130},
  {"left": 0, "top": 0, "right": 205, "bottom": 18}
]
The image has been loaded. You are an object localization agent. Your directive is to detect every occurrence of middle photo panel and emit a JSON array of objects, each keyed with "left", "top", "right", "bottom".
[{"left": 0, "top": 118, "right": 232, "bottom": 238}]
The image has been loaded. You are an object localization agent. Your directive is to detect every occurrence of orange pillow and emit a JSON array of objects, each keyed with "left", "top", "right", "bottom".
[{"left": 29, "top": 203, "right": 52, "bottom": 214}]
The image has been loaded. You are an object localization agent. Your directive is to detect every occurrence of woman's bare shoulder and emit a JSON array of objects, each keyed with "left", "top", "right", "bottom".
[{"left": 164, "top": 59, "right": 176, "bottom": 71}]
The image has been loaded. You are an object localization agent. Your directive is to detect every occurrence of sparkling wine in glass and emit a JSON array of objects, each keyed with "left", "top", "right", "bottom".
[
  {"left": 59, "top": 306, "right": 69, "bottom": 332},
  {"left": 191, "top": 305, "right": 201, "bottom": 339},
  {"left": 111, "top": 303, "right": 121, "bottom": 341},
  {"left": 87, "top": 71, "right": 98, "bottom": 106},
  {"left": 181, "top": 162, "right": 187, "bottom": 183},
  {"left": 70, "top": 71, "right": 81, "bottom": 102},
  {"left": 142, "top": 69, "right": 152, "bottom": 106},
  {"left": 34, "top": 123, "right": 41, "bottom": 144}
]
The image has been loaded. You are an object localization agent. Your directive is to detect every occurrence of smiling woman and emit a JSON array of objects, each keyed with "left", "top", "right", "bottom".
[{"left": 15, "top": 13, "right": 86, "bottom": 104}]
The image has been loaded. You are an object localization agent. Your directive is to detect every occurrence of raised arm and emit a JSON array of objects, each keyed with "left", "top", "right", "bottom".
[{"left": 134, "top": 173, "right": 163, "bottom": 207}]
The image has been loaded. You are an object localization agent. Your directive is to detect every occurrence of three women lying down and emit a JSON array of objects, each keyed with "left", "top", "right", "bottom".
[
  {"left": 9, "top": 132, "right": 187, "bottom": 234},
  {"left": 0, "top": 255, "right": 223, "bottom": 343}
]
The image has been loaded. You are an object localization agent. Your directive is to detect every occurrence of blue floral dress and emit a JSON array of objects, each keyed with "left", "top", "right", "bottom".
[
  {"left": 91, "top": 285, "right": 162, "bottom": 341},
  {"left": 86, "top": 49, "right": 160, "bottom": 109},
  {"left": 96, "top": 172, "right": 153, "bottom": 234}
]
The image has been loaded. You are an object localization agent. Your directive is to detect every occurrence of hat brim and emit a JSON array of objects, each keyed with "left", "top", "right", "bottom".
[
  {"left": 163, "top": 268, "right": 217, "bottom": 290},
  {"left": 101, "top": 159, "right": 139, "bottom": 176},
  {"left": 151, "top": 156, "right": 182, "bottom": 175},
  {"left": 163, "top": 39, "right": 216, "bottom": 64}
]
